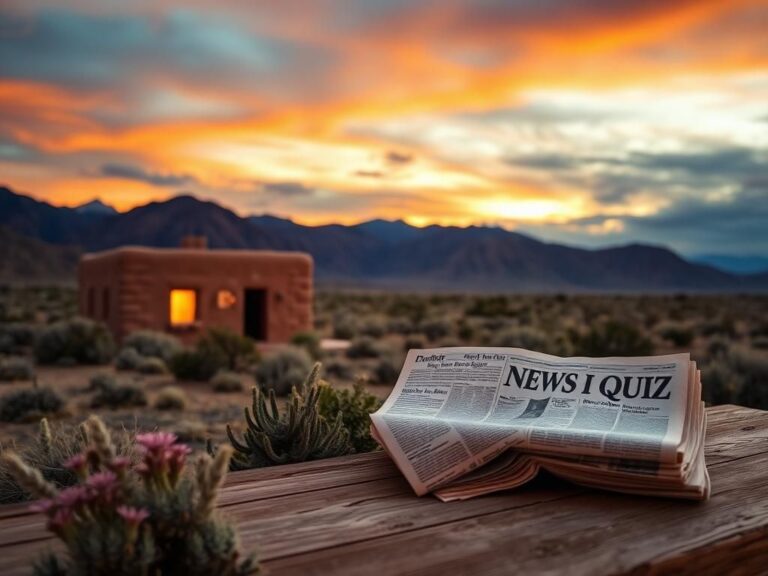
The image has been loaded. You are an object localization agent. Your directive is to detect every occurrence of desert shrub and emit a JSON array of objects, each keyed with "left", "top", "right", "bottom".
[
  {"left": 88, "top": 372, "right": 117, "bottom": 392},
  {"left": 358, "top": 316, "right": 387, "bottom": 338},
  {"left": 346, "top": 336, "right": 381, "bottom": 359},
  {"left": 254, "top": 346, "right": 313, "bottom": 396},
  {"left": 403, "top": 335, "right": 427, "bottom": 352},
  {"left": 35, "top": 317, "right": 114, "bottom": 365},
  {"left": 373, "top": 355, "right": 403, "bottom": 385},
  {"left": 91, "top": 380, "right": 147, "bottom": 409},
  {"left": 318, "top": 380, "right": 382, "bottom": 453},
  {"left": 213, "top": 363, "right": 353, "bottom": 469},
  {"left": 491, "top": 326, "right": 549, "bottom": 351},
  {"left": 699, "top": 316, "right": 737, "bottom": 338},
  {"left": 291, "top": 330, "right": 322, "bottom": 360},
  {"left": 211, "top": 370, "right": 245, "bottom": 393},
  {"left": 324, "top": 358, "right": 354, "bottom": 380},
  {"left": 701, "top": 362, "right": 740, "bottom": 406},
  {"left": 122, "top": 330, "right": 182, "bottom": 362},
  {"left": 198, "top": 328, "right": 257, "bottom": 371},
  {"left": 332, "top": 312, "right": 357, "bottom": 340},
  {"left": 1, "top": 417, "right": 258, "bottom": 575},
  {"left": 465, "top": 296, "right": 511, "bottom": 317},
  {"left": 0, "top": 386, "right": 64, "bottom": 422},
  {"left": 456, "top": 319, "right": 476, "bottom": 342},
  {"left": 0, "top": 356, "right": 35, "bottom": 381},
  {"left": 0, "top": 323, "right": 39, "bottom": 354},
  {"left": 658, "top": 322, "right": 694, "bottom": 347},
  {"left": 0, "top": 417, "right": 135, "bottom": 503},
  {"left": 730, "top": 347, "right": 768, "bottom": 408},
  {"left": 420, "top": 318, "right": 452, "bottom": 342},
  {"left": 387, "top": 317, "right": 416, "bottom": 335},
  {"left": 169, "top": 349, "right": 226, "bottom": 382},
  {"left": 576, "top": 320, "right": 654, "bottom": 357},
  {"left": 114, "top": 347, "right": 144, "bottom": 371},
  {"left": 706, "top": 336, "right": 730, "bottom": 358},
  {"left": 136, "top": 356, "right": 168, "bottom": 375},
  {"left": 154, "top": 386, "right": 188, "bottom": 411}
]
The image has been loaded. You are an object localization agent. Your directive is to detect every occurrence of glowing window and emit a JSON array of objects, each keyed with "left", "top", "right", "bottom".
[
  {"left": 169, "top": 289, "right": 197, "bottom": 326},
  {"left": 217, "top": 289, "right": 237, "bottom": 310}
]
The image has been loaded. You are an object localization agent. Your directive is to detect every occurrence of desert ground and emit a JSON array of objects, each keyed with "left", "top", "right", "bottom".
[{"left": 1, "top": 286, "right": 766, "bottom": 452}]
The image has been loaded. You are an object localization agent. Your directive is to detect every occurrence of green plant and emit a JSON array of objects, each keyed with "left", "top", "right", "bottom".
[
  {"left": 420, "top": 318, "right": 452, "bottom": 342},
  {"left": 154, "top": 386, "right": 188, "bottom": 411},
  {"left": 0, "top": 385, "right": 64, "bottom": 422},
  {"left": 114, "top": 347, "right": 144, "bottom": 371},
  {"left": 122, "top": 330, "right": 182, "bottom": 363},
  {"left": 0, "top": 417, "right": 135, "bottom": 504},
  {"left": 318, "top": 380, "right": 382, "bottom": 453},
  {"left": 35, "top": 317, "right": 115, "bottom": 365},
  {"left": 169, "top": 349, "right": 225, "bottom": 382},
  {"left": 137, "top": 356, "right": 168, "bottom": 375},
  {"left": 291, "top": 331, "right": 322, "bottom": 360},
  {"left": 91, "top": 381, "right": 147, "bottom": 409},
  {"left": 253, "top": 347, "right": 313, "bottom": 396},
  {"left": 198, "top": 328, "right": 257, "bottom": 371},
  {"left": 346, "top": 336, "right": 381, "bottom": 359},
  {"left": 1, "top": 417, "right": 258, "bottom": 575},
  {"left": 373, "top": 355, "right": 402, "bottom": 385},
  {"left": 0, "top": 356, "right": 35, "bottom": 381},
  {"left": 576, "top": 320, "right": 654, "bottom": 357},
  {"left": 211, "top": 371, "right": 244, "bottom": 393},
  {"left": 658, "top": 322, "right": 695, "bottom": 347},
  {"left": 0, "top": 323, "right": 39, "bottom": 354},
  {"left": 491, "top": 326, "right": 550, "bottom": 351},
  {"left": 214, "top": 363, "right": 353, "bottom": 469}
]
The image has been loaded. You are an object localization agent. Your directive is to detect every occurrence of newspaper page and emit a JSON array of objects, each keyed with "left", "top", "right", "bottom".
[{"left": 370, "top": 347, "right": 691, "bottom": 496}]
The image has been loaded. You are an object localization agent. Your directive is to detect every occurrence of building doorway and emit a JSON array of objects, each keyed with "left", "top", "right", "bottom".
[{"left": 244, "top": 288, "right": 268, "bottom": 341}]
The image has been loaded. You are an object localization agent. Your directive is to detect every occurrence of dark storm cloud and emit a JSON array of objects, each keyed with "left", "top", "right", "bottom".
[
  {"left": 505, "top": 153, "right": 579, "bottom": 170},
  {"left": 628, "top": 147, "right": 765, "bottom": 177},
  {"left": 100, "top": 163, "right": 195, "bottom": 187},
  {"left": 0, "top": 8, "right": 320, "bottom": 94}
]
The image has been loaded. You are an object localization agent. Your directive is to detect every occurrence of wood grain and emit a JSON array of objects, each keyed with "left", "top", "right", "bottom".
[{"left": 0, "top": 404, "right": 765, "bottom": 576}]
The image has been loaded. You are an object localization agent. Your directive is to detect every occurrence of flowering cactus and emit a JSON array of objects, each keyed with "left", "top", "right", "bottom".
[{"left": 1, "top": 416, "right": 258, "bottom": 576}]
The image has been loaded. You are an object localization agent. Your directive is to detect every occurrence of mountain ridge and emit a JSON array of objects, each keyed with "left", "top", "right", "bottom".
[{"left": 0, "top": 185, "right": 764, "bottom": 292}]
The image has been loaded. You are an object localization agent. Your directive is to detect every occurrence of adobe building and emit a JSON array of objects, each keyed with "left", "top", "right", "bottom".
[{"left": 78, "top": 237, "right": 313, "bottom": 344}]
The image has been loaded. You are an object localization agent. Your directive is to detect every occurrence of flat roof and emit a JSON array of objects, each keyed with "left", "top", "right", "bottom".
[{"left": 80, "top": 246, "right": 312, "bottom": 264}]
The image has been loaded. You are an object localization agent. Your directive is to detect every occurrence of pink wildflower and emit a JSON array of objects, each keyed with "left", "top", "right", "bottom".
[
  {"left": 135, "top": 432, "right": 177, "bottom": 452},
  {"left": 107, "top": 456, "right": 131, "bottom": 472},
  {"left": 63, "top": 454, "right": 87, "bottom": 471},
  {"left": 64, "top": 453, "right": 89, "bottom": 480},
  {"left": 117, "top": 505, "right": 149, "bottom": 525},
  {"left": 86, "top": 471, "right": 119, "bottom": 503},
  {"left": 55, "top": 486, "right": 90, "bottom": 509}
]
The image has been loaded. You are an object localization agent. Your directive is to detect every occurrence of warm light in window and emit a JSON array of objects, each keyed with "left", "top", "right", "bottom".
[
  {"left": 170, "top": 289, "right": 197, "bottom": 326},
  {"left": 217, "top": 289, "right": 237, "bottom": 310}
]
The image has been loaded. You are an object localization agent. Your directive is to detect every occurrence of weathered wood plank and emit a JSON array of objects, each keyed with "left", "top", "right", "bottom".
[
  {"left": 264, "top": 450, "right": 768, "bottom": 575},
  {"left": 0, "top": 404, "right": 765, "bottom": 576}
]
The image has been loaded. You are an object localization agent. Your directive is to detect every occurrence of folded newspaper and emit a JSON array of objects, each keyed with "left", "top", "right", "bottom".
[{"left": 370, "top": 347, "right": 709, "bottom": 501}]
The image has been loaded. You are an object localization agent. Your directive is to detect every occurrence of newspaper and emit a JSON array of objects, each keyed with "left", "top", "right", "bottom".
[{"left": 370, "top": 347, "right": 709, "bottom": 501}]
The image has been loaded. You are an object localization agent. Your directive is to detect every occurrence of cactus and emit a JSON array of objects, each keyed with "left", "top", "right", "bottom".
[
  {"left": 214, "top": 363, "right": 353, "bottom": 469},
  {"left": 1, "top": 416, "right": 258, "bottom": 576}
]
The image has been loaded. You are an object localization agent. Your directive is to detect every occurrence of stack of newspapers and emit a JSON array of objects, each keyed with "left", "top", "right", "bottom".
[{"left": 370, "top": 347, "right": 709, "bottom": 501}]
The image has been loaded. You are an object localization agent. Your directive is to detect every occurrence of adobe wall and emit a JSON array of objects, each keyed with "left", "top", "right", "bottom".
[{"left": 79, "top": 248, "right": 313, "bottom": 344}]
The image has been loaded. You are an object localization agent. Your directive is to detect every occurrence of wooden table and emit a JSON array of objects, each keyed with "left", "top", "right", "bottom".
[{"left": 1, "top": 404, "right": 767, "bottom": 575}]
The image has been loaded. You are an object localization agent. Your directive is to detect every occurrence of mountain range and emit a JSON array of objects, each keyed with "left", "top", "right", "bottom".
[{"left": 0, "top": 185, "right": 766, "bottom": 292}]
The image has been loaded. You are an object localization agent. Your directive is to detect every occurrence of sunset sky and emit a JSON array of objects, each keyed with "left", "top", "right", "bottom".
[{"left": 0, "top": 0, "right": 766, "bottom": 255}]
